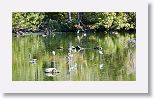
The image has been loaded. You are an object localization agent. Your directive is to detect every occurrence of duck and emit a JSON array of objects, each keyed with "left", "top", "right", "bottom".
[
  {"left": 44, "top": 68, "right": 60, "bottom": 76},
  {"left": 44, "top": 68, "right": 60, "bottom": 73}
]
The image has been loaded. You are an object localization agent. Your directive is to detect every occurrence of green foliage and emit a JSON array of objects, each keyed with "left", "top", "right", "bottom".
[
  {"left": 12, "top": 12, "right": 136, "bottom": 33},
  {"left": 87, "top": 12, "right": 136, "bottom": 31},
  {"left": 12, "top": 12, "right": 45, "bottom": 31}
]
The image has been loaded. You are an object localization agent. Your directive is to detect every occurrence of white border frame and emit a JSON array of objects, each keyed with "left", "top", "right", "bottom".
[{"left": 0, "top": 0, "right": 148, "bottom": 93}]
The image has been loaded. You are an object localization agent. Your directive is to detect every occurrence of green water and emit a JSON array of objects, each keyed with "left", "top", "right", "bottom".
[{"left": 12, "top": 32, "right": 136, "bottom": 81}]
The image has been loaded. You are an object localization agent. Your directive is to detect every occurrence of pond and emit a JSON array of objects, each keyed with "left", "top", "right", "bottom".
[{"left": 12, "top": 32, "right": 136, "bottom": 81}]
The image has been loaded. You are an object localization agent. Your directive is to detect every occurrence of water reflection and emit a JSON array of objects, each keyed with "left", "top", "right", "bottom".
[{"left": 12, "top": 32, "right": 136, "bottom": 81}]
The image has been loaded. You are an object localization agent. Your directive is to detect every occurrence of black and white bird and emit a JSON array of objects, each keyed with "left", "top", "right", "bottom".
[{"left": 44, "top": 68, "right": 60, "bottom": 76}]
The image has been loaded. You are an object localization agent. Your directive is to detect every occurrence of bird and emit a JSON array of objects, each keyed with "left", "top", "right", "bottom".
[
  {"left": 44, "top": 68, "right": 60, "bottom": 76},
  {"left": 44, "top": 68, "right": 59, "bottom": 73}
]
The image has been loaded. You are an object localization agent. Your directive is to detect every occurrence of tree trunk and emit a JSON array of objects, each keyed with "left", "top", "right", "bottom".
[{"left": 68, "top": 12, "right": 72, "bottom": 21}]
